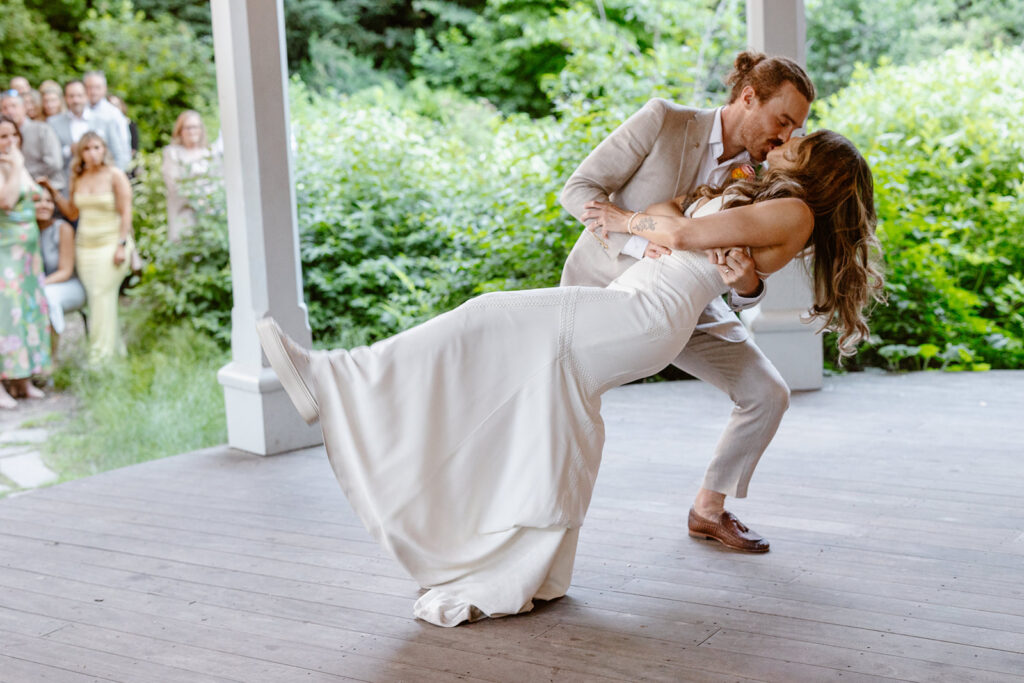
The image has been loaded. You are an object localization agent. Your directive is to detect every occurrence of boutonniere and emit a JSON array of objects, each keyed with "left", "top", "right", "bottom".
[{"left": 730, "top": 163, "right": 761, "bottom": 181}]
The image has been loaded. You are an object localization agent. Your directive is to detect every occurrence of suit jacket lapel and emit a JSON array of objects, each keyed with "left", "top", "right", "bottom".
[{"left": 673, "top": 108, "right": 716, "bottom": 198}]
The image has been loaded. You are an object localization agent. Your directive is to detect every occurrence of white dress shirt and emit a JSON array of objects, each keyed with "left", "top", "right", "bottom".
[
  {"left": 69, "top": 111, "right": 91, "bottom": 144},
  {"left": 89, "top": 99, "right": 131, "bottom": 160},
  {"left": 622, "top": 107, "right": 751, "bottom": 260}
]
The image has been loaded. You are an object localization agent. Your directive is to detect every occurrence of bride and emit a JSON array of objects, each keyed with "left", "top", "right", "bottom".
[{"left": 257, "top": 129, "right": 883, "bottom": 627}]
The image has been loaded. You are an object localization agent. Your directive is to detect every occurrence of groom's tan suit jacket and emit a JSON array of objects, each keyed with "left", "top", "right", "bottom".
[{"left": 560, "top": 98, "right": 748, "bottom": 343}]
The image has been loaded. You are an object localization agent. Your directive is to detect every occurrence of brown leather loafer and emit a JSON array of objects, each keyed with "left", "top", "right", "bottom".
[{"left": 688, "top": 508, "right": 770, "bottom": 553}]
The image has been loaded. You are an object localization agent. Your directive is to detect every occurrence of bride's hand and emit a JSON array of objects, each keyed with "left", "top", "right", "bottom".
[
  {"left": 645, "top": 243, "right": 671, "bottom": 259},
  {"left": 581, "top": 201, "right": 631, "bottom": 239},
  {"left": 708, "top": 247, "right": 760, "bottom": 296}
]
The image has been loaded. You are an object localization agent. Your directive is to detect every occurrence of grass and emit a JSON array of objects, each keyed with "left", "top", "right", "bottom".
[
  {"left": 17, "top": 412, "right": 66, "bottom": 429},
  {"left": 43, "top": 306, "right": 228, "bottom": 480}
]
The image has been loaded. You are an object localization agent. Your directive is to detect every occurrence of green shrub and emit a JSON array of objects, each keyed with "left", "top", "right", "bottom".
[
  {"left": 814, "top": 47, "right": 1024, "bottom": 369},
  {"left": 0, "top": 0, "right": 75, "bottom": 84},
  {"left": 131, "top": 149, "right": 232, "bottom": 345},
  {"left": 806, "top": 0, "right": 1024, "bottom": 98},
  {"left": 134, "top": 79, "right": 602, "bottom": 348}
]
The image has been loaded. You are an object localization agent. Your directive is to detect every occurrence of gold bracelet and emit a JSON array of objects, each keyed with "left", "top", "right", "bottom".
[{"left": 627, "top": 211, "right": 642, "bottom": 235}]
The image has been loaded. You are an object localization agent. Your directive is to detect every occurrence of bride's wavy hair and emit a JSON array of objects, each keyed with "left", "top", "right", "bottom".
[{"left": 693, "top": 130, "right": 885, "bottom": 358}]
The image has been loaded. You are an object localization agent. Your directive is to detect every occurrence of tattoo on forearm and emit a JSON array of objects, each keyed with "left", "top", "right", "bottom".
[{"left": 633, "top": 216, "right": 656, "bottom": 233}]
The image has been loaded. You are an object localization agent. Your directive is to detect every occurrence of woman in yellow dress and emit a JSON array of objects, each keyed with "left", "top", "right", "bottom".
[{"left": 40, "top": 132, "right": 133, "bottom": 363}]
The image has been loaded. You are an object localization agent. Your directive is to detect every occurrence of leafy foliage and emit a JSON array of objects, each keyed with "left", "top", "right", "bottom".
[
  {"left": 0, "top": 0, "right": 76, "bottom": 84},
  {"left": 132, "top": 79, "right": 611, "bottom": 347},
  {"left": 75, "top": 2, "right": 217, "bottom": 148},
  {"left": 806, "top": 0, "right": 1024, "bottom": 98},
  {"left": 814, "top": 47, "right": 1024, "bottom": 369},
  {"left": 414, "top": 0, "right": 745, "bottom": 115},
  {"left": 131, "top": 150, "right": 232, "bottom": 345},
  {"left": 134, "top": 44, "right": 1024, "bottom": 372}
]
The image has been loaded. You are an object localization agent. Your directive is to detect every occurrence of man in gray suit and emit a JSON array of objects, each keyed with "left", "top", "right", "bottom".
[
  {"left": 47, "top": 80, "right": 129, "bottom": 187},
  {"left": 0, "top": 91, "right": 65, "bottom": 193},
  {"left": 560, "top": 51, "right": 815, "bottom": 552}
]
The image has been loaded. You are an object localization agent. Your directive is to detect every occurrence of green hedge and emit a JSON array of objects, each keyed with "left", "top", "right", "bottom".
[
  {"left": 132, "top": 80, "right": 615, "bottom": 347},
  {"left": 814, "top": 47, "right": 1024, "bottom": 370},
  {"left": 135, "top": 48, "right": 1024, "bottom": 371}
]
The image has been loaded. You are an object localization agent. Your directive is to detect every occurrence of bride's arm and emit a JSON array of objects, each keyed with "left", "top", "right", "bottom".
[
  {"left": 643, "top": 197, "right": 688, "bottom": 217},
  {"left": 582, "top": 197, "right": 813, "bottom": 273}
]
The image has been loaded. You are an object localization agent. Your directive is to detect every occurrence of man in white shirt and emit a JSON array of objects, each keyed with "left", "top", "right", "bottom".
[
  {"left": 83, "top": 71, "right": 131, "bottom": 171},
  {"left": 46, "top": 80, "right": 129, "bottom": 186},
  {"left": 560, "top": 51, "right": 815, "bottom": 553}
]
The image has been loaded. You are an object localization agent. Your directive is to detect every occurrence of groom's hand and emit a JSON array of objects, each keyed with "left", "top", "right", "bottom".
[
  {"left": 708, "top": 248, "right": 761, "bottom": 296},
  {"left": 582, "top": 201, "right": 630, "bottom": 239}
]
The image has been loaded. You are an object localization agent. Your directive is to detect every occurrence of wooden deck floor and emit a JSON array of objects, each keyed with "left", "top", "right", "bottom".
[{"left": 1, "top": 370, "right": 1022, "bottom": 682}]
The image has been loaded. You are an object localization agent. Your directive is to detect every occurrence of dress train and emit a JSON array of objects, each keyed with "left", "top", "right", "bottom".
[{"left": 257, "top": 214, "right": 728, "bottom": 626}]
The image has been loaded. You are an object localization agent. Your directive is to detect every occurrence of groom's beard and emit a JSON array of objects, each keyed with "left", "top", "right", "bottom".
[{"left": 738, "top": 119, "right": 783, "bottom": 163}]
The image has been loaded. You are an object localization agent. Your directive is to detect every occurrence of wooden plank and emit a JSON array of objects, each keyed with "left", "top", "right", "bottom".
[
  {"left": 0, "top": 651, "right": 116, "bottom": 682},
  {"left": 0, "top": 537, "right": 815, "bottom": 682},
  {"left": 1, "top": 371, "right": 1023, "bottom": 681},
  {"left": 607, "top": 577, "right": 1024, "bottom": 652},
  {"left": 0, "top": 550, "right": 638, "bottom": 682},
  {"left": 534, "top": 622, "right": 900, "bottom": 683},
  {"left": 0, "top": 515, "right": 420, "bottom": 598},
  {"left": 0, "top": 627, "right": 239, "bottom": 683},
  {"left": 699, "top": 629, "right": 1023, "bottom": 683},
  {"left": 0, "top": 592, "right": 498, "bottom": 683},
  {"left": 558, "top": 586, "right": 1024, "bottom": 677},
  {"left": 1, "top": 495, "right": 393, "bottom": 572}
]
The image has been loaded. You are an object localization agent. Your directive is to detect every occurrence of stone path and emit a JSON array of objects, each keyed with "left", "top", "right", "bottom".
[
  {"left": 0, "top": 391, "right": 77, "bottom": 496},
  {"left": 1, "top": 315, "right": 85, "bottom": 496}
]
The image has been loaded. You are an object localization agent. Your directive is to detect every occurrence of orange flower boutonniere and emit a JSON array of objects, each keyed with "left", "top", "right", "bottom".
[{"left": 731, "top": 163, "right": 759, "bottom": 181}]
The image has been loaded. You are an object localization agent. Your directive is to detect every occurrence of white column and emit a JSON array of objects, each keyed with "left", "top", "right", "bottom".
[
  {"left": 743, "top": 0, "right": 822, "bottom": 390},
  {"left": 210, "top": 0, "right": 322, "bottom": 454}
]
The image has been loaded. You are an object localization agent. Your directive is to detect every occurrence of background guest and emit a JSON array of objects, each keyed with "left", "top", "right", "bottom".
[
  {"left": 40, "top": 132, "right": 133, "bottom": 363},
  {"left": 107, "top": 95, "right": 140, "bottom": 175},
  {"left": 47, "top": 81, "right": 128, "bottom": 188},
  {"left": 25, "top": 90, "right": 45, "bottom": 122},
  {"left": 0, "top": 91, "right": 65, "bottom": 195},
  {"left": 0, "top": 115, "right": 51, "bottom": 408},
  {"left": 39, "top": 81, "right": 65, "bottom": 119},
  {"left": 8, "top": 77, "right": 31, "bottom": 98},
  {"left": 83, "top": 71, "right": 131, "bottom": 172},
  {"left": 35, "top": 188, "right": 85, "bottom": 359},
  {"left": 162, "top": 110, "right": 216, "bottom": 241}
]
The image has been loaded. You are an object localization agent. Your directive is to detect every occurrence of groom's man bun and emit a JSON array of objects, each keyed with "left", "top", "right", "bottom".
[{"left": 726, "top": 51, "right": 816, "bottom": 105}]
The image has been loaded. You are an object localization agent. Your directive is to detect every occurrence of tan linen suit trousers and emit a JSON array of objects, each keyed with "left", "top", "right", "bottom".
[{"left": 559, "top": 98, "right": 789, "bottom": 498}]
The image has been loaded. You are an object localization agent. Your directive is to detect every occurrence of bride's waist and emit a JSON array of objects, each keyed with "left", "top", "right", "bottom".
[{"left": 611, "top": 251, "right": 725, "bottom": 296}]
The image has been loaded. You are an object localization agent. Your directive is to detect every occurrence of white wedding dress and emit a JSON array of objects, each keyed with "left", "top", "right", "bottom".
[{"left": 280, "top": 198, "right": 729, "bottom": 626}]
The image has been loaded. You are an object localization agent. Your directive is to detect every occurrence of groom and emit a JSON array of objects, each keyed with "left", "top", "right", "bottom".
[{"left": 560, "top": 51, "right": 815, "bottom": 552}]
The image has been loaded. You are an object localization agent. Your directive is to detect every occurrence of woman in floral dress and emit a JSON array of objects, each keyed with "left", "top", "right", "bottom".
[{"left": 0, "top": 115, "right": 50, "bottom": 409}]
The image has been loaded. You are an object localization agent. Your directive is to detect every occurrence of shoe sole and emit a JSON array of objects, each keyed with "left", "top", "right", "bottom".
[
  {"left": 256, "top": 318, "right": 319, "bottom": 425},
  {"left": 688, "top": 529, "right": 770, "bottom": 553}
]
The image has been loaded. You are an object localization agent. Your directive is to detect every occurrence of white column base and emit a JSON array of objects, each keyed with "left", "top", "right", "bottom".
[
  {"left": 740, "top": 309, "right": 824, "bottom": 391},
  {"left": 218, "top": 361, "right": 321, "bottom": 456},
  {"left": 740, "top": 258, "right": 823, "bottom": 391}
]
